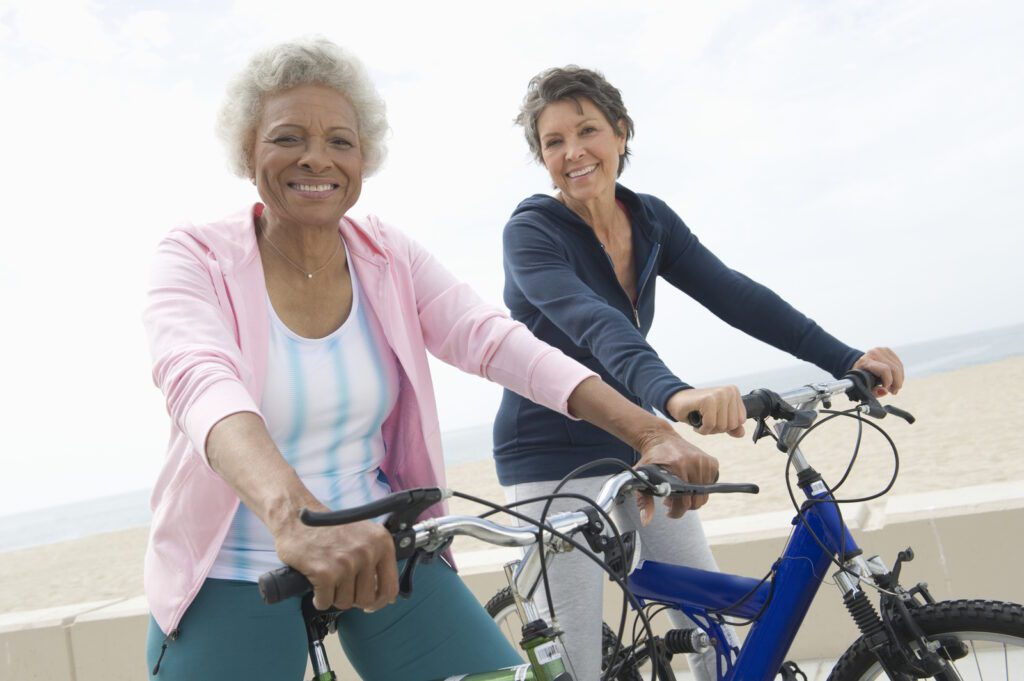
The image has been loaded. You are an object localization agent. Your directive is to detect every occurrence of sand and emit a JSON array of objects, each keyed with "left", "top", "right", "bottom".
[{"left": 2, "top": 357, "right": 1022, "bottom": 615}]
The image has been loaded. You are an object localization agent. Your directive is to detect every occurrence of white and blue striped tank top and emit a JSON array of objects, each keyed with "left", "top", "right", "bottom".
[{"left": 210, "top": 255, "right": 400, "bottom": 582}]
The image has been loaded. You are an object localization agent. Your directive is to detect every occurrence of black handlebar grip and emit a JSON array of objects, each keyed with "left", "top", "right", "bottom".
[
  {"left": 687, "top": 392, "right": 770, "bottom": 428},
  {"left": 258, "top": 566, "right": 312, "bottom": 604}
]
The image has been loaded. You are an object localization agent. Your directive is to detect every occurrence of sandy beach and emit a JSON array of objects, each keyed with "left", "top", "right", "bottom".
[{"left": 2, "top": 356, "right": 1022, "bottom": 615}]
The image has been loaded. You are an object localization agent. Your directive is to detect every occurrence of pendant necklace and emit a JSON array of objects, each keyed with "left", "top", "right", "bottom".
[{"left": 258, "top": 220, "right": 341, "bottom": 280}]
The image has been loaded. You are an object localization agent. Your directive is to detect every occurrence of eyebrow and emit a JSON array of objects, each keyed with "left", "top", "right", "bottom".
[
  {"left": 266, "top": 123, "right": 358, "bottom": 135},
  {"left": 540, "top": 117, "right": 602, "bottom": 139}
]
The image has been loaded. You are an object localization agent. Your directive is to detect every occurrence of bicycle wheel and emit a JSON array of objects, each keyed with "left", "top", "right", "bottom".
[
  {"left": 485, "top": 587, "right": 527, "bottom": 654},
  {"left": 828, "top": 599, "right": 1024, "bottom": 680},
  {"left": 485, "top": 587, "right": 644, "bottom": 681}
]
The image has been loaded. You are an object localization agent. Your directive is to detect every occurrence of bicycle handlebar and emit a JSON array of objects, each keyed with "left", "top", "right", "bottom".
[
  {"left": 258, "top": 466, "right": 758, "bottom": 605},
  {"left": 260, "top": 371, "right": 897, "bottom": 605},
  {"left": 686, "top": 370, "right": 882, "bottom": 429}
]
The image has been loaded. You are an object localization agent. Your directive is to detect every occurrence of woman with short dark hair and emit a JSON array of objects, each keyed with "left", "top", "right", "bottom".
[{"left": 496, "top": 64, "right": 905, "bottom": 680}]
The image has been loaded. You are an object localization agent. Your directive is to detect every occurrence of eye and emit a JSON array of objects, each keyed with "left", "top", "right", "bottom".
[
  {"left": 270, "top": 135, "right": 300, "bottom": 146},
  {"left": 543, "top": 138, "right": 562, "bottom": 149},
  {"left": 329, "top": 137, "right": 354, "bottom": 149},
  {"left": 581, "top": 126, "right": 597, "bottom": 135}
]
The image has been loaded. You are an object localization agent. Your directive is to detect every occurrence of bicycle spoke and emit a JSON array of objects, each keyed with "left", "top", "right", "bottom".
[{"left": 969, "top": 639, "right": 981, "bottom": 679}]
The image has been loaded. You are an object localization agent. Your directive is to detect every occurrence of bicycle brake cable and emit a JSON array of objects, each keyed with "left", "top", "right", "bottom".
[
  {"left": 782, "top": 408, "right": 901, "bottom": 575},
  {"left": 451, "top": 483, "right": 664, "bottom": 680}
]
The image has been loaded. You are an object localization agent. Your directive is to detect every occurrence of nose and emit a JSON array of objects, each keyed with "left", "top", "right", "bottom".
[
  {"left": 298, "top": 139, "right": 331, "bottom": 173},
  {"left": 564, "top": 138, "right": 585, "bottom": 162}
]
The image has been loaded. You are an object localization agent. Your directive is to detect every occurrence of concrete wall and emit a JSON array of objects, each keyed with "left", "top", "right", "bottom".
[{"left": 2, "top": 481, "right": 1021, "bottom": 680}]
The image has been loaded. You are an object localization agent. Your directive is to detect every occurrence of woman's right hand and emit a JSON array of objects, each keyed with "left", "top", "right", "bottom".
[
  {"left": 272, "top": 511, "right": 399, "bottom": 613},
  {"left": 206, "top": 412, "right": 400, "bottom": 613},
  {"left": 666, "top": 386, "right": 746, "bottom": 437}
]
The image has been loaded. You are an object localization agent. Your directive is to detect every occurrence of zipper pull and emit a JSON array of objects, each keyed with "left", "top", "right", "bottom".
[{"left": 151, "top": 628, "right": 179, "bottom": 675}]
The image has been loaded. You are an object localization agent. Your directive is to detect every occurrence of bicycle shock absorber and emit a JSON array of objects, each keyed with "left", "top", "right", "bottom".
[
  {"left": 844, "top": 590, "right": 886, "bottom": 640},
  {"left": 663, "top": 628, "right": 711, "bottom": 655},
  {"left": 835, "top": 570, "right": 886, "bottom": 644}
]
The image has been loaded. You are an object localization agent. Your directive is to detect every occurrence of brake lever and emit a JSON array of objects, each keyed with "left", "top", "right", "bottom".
[
  {"left": 635, "top": 465, "right": 759, "bottom": 496},
  {"left": 385, "top": 488, "right": 447, "bottom": 560},
  {"left": 884, "top": 405, "right": 916, "bottom": 423},
  {"left": 844, "top": 370, "right": 887, "bottom": 418}
]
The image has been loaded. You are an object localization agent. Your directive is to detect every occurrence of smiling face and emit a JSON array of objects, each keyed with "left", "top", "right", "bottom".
[
  {"left": 537, "top": 97, "right": 626, "bottom": 205},
  {"left": 250, "top": 83, "right": 363, "bottom": 230}
]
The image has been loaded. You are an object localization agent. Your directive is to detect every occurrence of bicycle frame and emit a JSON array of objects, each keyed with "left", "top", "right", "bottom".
[
  {"left": 301, "top": 582, "right": 571, "bottom": 681},
  {"left": 286, "top": 375, "right": 897, "bottom": 681},
  {"left": 627, "top": 474, "right": 860, "bottom": 681}
]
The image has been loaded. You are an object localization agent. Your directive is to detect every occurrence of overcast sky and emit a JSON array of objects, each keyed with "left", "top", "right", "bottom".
[{"left": 1, "top": 0, "right": 1021, "bottom": 516}]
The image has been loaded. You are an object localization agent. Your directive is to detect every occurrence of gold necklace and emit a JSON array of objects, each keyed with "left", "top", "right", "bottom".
[{"left": 257, "top": 221, "right": 342, "bottom": 280}]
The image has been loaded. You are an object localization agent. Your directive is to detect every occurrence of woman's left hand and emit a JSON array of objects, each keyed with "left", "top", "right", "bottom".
[{"left": 851, "top": 347, "right": 905, "bottom": 396}]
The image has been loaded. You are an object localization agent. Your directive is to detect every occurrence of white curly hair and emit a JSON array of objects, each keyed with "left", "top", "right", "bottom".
[{"left": 216, "top": 36, "right": 389, "bottom": 178}]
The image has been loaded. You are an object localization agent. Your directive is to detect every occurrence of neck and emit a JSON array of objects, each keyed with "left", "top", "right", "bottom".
[
  {"left": 258, "top": 210, "right": 344, "bottom": 270},
  {"left": 558, "top": 190, "right": 623, "bottom": 242}
]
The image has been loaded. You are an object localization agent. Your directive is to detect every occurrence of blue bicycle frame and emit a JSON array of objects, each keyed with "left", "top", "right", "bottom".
[{"left": 627, "top": 481, "right": 857, "bottom": 681}]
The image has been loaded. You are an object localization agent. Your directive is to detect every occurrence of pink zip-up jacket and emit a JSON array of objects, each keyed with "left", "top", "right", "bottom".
[{"left": 143, "top": 204, "right": 597, "bottom": 634}]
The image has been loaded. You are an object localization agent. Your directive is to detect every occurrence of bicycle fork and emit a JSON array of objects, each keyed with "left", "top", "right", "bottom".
[{"left": 833, "top": 552, "right": 965, "bottom": 679}]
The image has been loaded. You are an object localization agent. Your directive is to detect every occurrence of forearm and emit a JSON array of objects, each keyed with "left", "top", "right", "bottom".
[
  {"left": 207, "top": 412, "right": 398, "bottom": 611},
  {"left": 566, "top": 376, "right": 677, "bottom": 452},
  {"left": 206, "top": 412, "right": 323, "bottom": 535}
]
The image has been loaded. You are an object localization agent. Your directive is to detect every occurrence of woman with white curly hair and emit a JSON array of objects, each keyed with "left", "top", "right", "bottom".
[{"left": 142, "top": 37, "right": 720, "bottom": 680}]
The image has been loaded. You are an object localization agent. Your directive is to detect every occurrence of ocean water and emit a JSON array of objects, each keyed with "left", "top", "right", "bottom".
[{"left": 1, "top": 323, "right": 1021, "bottom": 553}]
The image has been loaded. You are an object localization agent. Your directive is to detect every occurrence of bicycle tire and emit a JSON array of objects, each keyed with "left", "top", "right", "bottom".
[
  {"left": 485, "top": 586, "right": 644, "bottom": 681},
  {"left": 827, "top": 599, "right": 1024, "bottom": 680}
]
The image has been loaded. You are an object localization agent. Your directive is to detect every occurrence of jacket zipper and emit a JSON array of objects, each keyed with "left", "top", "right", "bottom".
[
  {"left": 633, "top": 243, "right": 661, "bottom": 326},
  {"left": 598, "top": 245, "right": 642, "bottom": 329},
  {"left": 151, "top": 628, "right": 180, "bottom": 675}
]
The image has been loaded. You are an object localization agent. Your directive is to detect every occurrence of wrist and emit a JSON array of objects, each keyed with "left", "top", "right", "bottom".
[
  {"left": 633, "top": 418, "right": 678, "bottom": 454},
  {"left": 665, "top": 388, "right": 693, "bottom": 421},
  {"left": 261, "top": 478, "right": 325, "bottom": 537}
]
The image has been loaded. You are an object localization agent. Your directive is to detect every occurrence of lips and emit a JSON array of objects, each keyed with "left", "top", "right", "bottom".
[
  {"left": 289, "top": 182, "right": 339, "bottom": 192},
  {"left": 566, "top": 164, "right": 597, "bottom": 179}
]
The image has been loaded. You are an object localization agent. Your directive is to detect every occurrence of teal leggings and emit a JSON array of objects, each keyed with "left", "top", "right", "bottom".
[{"left": 146, "top": 562, "right": 522, "bottom": 680}]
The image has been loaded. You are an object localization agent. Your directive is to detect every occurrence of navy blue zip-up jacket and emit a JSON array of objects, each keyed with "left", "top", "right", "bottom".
[{"left": 493, "top": 184, "right": 863, "bottom": 485}]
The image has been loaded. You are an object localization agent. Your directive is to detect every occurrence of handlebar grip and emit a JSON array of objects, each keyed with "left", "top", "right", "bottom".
[
  {"left": 687, "top": 392, "right": 771, "bottom": 428},
  {"left": 258, "top": 566, "right": 312, "bottom": 604}
]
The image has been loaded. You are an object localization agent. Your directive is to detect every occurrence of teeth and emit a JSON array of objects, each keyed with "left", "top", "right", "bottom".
[
  {"left": 568, "top": 165, "right": 596, "bottom": 178},
  {"left": 294, "top": 183, "right": 334, "bottom": 192}
]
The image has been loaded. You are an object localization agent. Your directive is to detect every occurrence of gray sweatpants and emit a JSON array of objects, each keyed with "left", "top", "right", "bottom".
[{"left": 504, "top": 477, "right": 738, "bottom": 681}]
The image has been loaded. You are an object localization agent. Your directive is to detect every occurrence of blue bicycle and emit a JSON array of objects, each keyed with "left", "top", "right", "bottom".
[
  {"left": 486, "top": 371, "right": 1024, "bottom": 680},
  {"left": 261, "top": 371, "right": 1023, "bottom": 680}
]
